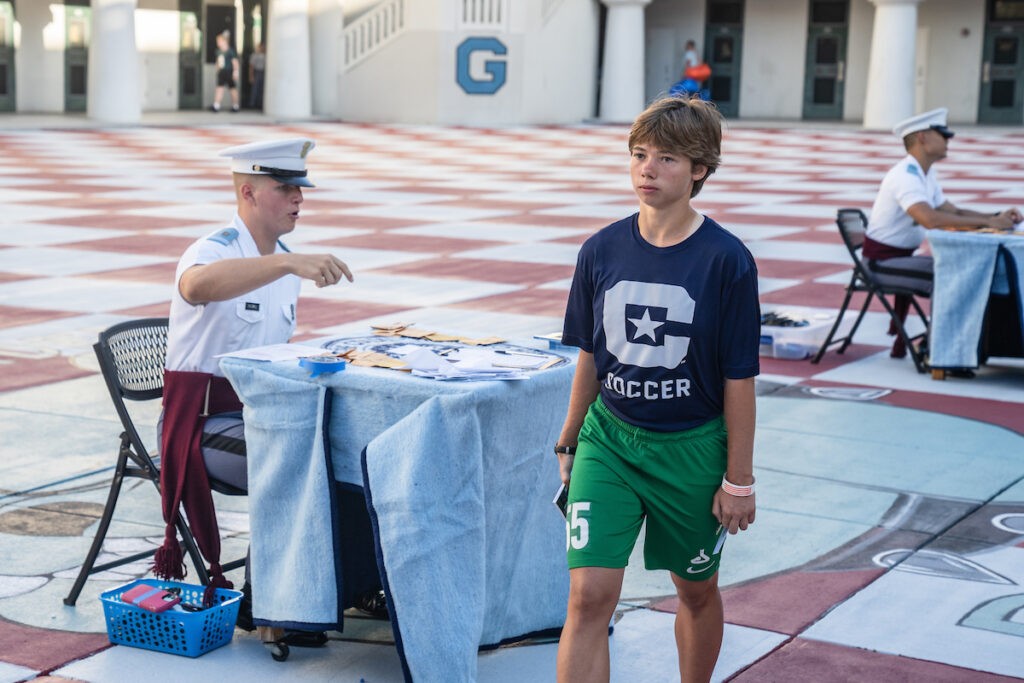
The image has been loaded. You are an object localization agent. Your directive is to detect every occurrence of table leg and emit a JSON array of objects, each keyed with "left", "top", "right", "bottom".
[{"left": 258, "top": 625, "right": 289, "bottom": 661}]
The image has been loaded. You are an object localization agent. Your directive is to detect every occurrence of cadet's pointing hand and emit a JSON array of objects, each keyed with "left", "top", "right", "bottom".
[{"left": 291, "top": 254, "right": 353, "bottom": 287}]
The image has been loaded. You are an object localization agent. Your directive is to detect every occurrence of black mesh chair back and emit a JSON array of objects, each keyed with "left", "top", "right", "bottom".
[
  {"left": 95, "top": 318, "right": 169, "bottom": 479},
  {"left": 64, "top": 318, "right": 241, "bottom": 605},
  {"left": 811, "top": 209, "right": 931, "bottom": 372},
  {"left": 838, "top": 207, "right": 867, "bottom": 254}
]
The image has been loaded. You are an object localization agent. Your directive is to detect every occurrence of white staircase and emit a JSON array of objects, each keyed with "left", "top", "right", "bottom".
[{"left": 343, "top": 0, "right": 407, "bottom": 70}]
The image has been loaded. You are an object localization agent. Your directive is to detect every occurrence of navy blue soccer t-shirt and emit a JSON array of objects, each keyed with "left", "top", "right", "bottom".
[{"left": 562, "top": 213, "right": 760, "bottom": 432}]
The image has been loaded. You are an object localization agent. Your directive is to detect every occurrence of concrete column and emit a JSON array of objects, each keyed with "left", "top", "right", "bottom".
[
  {"left": 599, "top": 0, "right": 652, "bottom": 123},
  {"left": 309, "top": 0, "right": 343, "bottom": 116},
  {"left": 266, "top": 0, "right": 313, "bottom": 119},
  {"left": 87, "top": 0, "right": 141, "bottom": 123},
  {"left": 863, "top": 0, "right": 924, "bottom": 130}
]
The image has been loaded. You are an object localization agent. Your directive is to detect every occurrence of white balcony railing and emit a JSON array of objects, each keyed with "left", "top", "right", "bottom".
[
  {"left": 458, "top": 0, "right": 508, "bottom": 30},
  {"left": 343, "top": 0, "right": 406, "bottom": 70}
]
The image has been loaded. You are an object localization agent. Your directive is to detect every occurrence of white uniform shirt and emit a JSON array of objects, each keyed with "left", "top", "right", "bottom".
[
  {"left": 166, "top": 215, "right": 300, "bottom": 375},
  {"left": 866, "top": 155, "right": 945, "bottom": 250}
]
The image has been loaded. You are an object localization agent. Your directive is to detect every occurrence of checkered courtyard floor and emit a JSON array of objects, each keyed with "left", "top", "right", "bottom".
[{"left": 0, "top": 120, "right": 1022, "bottom": 682}]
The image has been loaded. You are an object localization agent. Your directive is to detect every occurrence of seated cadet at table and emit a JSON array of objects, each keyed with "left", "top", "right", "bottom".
[
  {"left": 154, "top": 138, "right": 352, "bottom": 640},
  {"left": 864, "top": 107, "right": 1022, "bottom": 358}
]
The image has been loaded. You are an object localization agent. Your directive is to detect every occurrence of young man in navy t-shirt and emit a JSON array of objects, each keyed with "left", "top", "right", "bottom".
[{"left": 554, "top": 96, "right": 760, "bottom": 683}]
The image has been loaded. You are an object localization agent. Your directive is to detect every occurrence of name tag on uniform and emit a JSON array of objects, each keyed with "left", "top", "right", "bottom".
[{"left": 245, "top": 302, "right": 260, "bottom": 312}]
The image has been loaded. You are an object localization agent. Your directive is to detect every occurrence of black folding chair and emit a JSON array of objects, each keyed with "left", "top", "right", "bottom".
[
  {"left": 811, "top": 208, "right": 932, "bottom": 373},
  {"left": 64, "top": 318, "right": 246, "bottom": 606}
]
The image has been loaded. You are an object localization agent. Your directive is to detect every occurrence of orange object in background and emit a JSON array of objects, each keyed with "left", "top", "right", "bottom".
[{"left": 684, "top": 63, "right": 711, "bottom": 82}]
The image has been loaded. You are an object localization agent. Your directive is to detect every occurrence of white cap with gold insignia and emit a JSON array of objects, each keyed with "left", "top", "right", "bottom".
[
  {"left": 219, "top": 138, "right": 316, "bottom": 187},
  {"left": 892, "top": 108, "right": 954, "bottom": 140}
]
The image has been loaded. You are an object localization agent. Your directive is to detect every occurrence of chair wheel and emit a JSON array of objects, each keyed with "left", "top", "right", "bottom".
[{"left": 266, "top": 640, "right": 289, "bottom": 662}]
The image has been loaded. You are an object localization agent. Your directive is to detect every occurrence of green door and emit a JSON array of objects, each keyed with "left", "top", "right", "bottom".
[
  {"left": 0, "top": 2, "right": 15, "bottom": 112},
  {"left": 65, "top": 3, "right": 90, "bottom": 113},
  {"left": 704, "top": 0, "right": 744, "bottom": 118},
  {"left": 240, "top": 0, "right": 267, "bottom": 110},
  {"left": 179, "top": 6, "right": 202, "bottom": 109},
  {"left": 802, "top": 1, "right": 848, "bottom": 120},
  {"left": 979, "top": 24, "right": 1024, "bottom": 124}
]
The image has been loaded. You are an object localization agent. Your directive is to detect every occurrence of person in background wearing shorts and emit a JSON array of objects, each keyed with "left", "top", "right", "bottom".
[
  {"left": 211, "top": 31, "right": 240, "bottom": 112},
  {"left": 554, "top": 95, "right": 760, "bottom": 683}
]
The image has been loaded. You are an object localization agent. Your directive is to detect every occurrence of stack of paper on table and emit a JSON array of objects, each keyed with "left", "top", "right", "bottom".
[{"left": 392, "top": 345, "right": 538, "bottom": 381}]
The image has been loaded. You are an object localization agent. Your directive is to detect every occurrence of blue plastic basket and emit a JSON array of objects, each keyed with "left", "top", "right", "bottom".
[{"left": 100, "top": 579, "right": 242, "bottom": 658}]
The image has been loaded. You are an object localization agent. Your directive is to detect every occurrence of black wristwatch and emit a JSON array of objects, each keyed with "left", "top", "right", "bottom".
[{"left": 553, "top": 445, "right": 577, "bottom": 456}]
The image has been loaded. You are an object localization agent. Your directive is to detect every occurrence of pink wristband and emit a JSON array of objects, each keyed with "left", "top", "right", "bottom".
[{"left": 721, "top": 476, "right": 754, "bottom": 497}]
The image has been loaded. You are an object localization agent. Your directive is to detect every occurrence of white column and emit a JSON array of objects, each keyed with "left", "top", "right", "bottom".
[
  {"left": 599, "top": 0, "right": 652, "bottom": 123},
  {"left": 863, "top": 0, "right": 923, "bottom": 130},
  {"left": 266, "top": 0, "right": 313, "bottom": 119},
  {"left": 87, "top": 0, "right": 141, "bottom": 123},
  {"left": 309, "top": 0, "right": 343, "bottom": 116}
]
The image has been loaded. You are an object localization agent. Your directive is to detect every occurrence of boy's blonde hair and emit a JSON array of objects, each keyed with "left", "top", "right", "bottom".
[{"left": 628, "top": 96, "right": 723, "bottom": 198}]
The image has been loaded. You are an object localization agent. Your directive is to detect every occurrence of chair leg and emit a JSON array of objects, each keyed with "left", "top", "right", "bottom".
[
  {"left": 64, "top": 441, "right": 131, "bottom": 606},
  {"left": 878, "top": 295, "right": 928, "bottom": 373},
  {"left": 838, "top": 291, "right": 874, "bottom": 354},
  {"left": 812, "top": 287, "right": 855, "bottom": 364},
  {"left": 64, "top": 437, "right": 218, "bottom": 604},
  {"left": 176, "top": 514, "right": 211, "bottom": 585},
  {"left": 812, "top": 287, "right": 875, "bottom": 363}
]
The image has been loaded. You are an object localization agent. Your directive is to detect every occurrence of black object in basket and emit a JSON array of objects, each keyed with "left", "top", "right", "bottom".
[{"left": 100, "top": 579, "right": 242, "bottom": 658}]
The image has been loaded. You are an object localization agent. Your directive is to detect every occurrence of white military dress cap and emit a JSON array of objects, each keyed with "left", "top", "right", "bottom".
[
  {"left": 892, "top": 108, "right": 954, "bottom": 140},
  {"left": 219, "top": 138, "right": 316, "bottom": 187}
]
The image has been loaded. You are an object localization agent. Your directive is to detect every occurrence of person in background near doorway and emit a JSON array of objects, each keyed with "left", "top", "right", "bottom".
[
  {"left": 554, "top": 95, "right": 760, "bottom": 683},
  {"left": 683, "top": 39, "right": 700, "bottom": 73},
  {"left": 671, "top": 40, "right": 710, "bottom": 99},
  {"left": 212, "top": 31, "right": 240, "bottom": 113},
  {"left": 249, "top": 43, "right": 266, "bottom": 110},
  {"left": 864, "top": 107, "right": 1022, "bottom": 359}
]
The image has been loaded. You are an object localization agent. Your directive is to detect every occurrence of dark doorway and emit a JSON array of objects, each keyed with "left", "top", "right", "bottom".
[
  {"left": 803, "top": 0, "right": 848, "bottom": 120},
  {"left": 240, "top": 0, "right": 268, "bottom": 110},
  {"left": 979, "top": 0, "right": 1024, "bottom": 124},
  {"left": 65, "top": 0, "right": 90, "bottom": 112},
  {"left": 704, "top": 0, "right": 744, "bottom": 118},
  {"left": 0, "top": 1, "right": 15, "bottom": 112},
  {"left": 179, "top": 0, "right": 202, "bottom": 109}
]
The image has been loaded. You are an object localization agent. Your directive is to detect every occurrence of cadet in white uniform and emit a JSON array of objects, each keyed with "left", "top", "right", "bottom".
[
  {"left": 156, "top": 138, "right": 353, "bottom": 641},
  {"left": 866, "top": 107, "right": 1020, "bottom": 261},
  {"left": 864, "top": 108, "right": 1021, "bottom": 359},
  {"left": 161, "top": 137, "right": 352, "bottom": 488}
]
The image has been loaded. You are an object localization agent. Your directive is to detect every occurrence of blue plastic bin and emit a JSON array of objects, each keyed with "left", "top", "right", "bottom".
[{"left": 100, "top": 579, "right": 242, "bottom": 658}]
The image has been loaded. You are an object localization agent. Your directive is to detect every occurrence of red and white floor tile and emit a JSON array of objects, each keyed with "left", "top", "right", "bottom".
[{"left": 1, "top": 121, "right": 1023, "bottom": 682}]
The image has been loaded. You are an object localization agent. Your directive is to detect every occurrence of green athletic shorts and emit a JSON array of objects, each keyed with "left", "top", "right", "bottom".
[{"left": 565, "top": 396, "right": 729, "bottom": 580}]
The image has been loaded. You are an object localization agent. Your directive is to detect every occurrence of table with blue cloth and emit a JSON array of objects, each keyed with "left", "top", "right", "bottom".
[
  {"left": 220, "top": 338, "right": 574, "bottom": 682},
  {"left": 929, "top": 229, "right": 1024, "bottom": 374}
]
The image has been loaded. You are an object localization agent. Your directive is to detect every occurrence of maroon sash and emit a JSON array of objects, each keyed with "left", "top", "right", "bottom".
[{"left": 154, "top": 370, "right": 242, "bottom": 602}]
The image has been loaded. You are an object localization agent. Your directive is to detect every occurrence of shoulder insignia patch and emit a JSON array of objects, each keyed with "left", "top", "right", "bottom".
[
  {"left": 277, "top": 239, "right": 292, "bottom": 253},
  {"left": 906, "top": 164, "right": 919, "bottom": 176},
  {"left": 208, "top": 228, "right": 239, "bottom": 246}
]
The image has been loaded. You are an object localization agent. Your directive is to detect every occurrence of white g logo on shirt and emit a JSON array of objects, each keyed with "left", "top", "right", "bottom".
[{"left": 602, "top": 280, "right": 695, "bottom": 369}]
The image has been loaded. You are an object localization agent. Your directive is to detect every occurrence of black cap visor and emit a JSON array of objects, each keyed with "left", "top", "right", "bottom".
[
  {"left": 272, "top": 174, "right": 315, "bottom": 188},
  {"left": 930, "top": 124, "right": 954, "bottom": 139},
  {"left": 251, "top": 164, "right": 315, "bottom": 188}
]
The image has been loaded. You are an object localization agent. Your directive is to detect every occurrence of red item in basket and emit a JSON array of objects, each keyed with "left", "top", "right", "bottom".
[{"left": 121, "top": 585, "right": 182, "bottom": 613}]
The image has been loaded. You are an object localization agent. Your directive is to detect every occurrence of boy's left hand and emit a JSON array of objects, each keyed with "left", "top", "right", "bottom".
[{"left": 712, "top": 489, "right": 756, "bottom": 534}]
